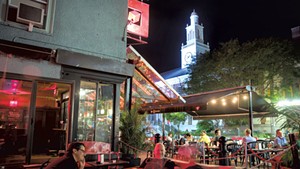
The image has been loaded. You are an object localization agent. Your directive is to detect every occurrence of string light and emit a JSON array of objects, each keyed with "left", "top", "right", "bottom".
[
  {"left": 209, "top": 95, "right": 248, "bottom": 106},
  {"left": 211, "top": 99, "right": 216, "bottom": 104},
  {"left": 232, "top": 97, "right": 238, "bottom": 104}
]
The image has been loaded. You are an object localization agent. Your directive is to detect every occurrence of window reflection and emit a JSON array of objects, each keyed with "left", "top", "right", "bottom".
[{"left": 78, "top": 81, "right": 114, "bottom": 144}]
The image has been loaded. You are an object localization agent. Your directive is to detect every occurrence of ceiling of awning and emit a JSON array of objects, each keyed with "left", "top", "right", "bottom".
[
  {"left": 138, "top": 86, "right": 277, "bottom": 120},
  {"left": 184, "top": 86, "right": 277, "bottom": 119},
  {"left": 125, "top": 46, "right": 185, "bottom": 104}
]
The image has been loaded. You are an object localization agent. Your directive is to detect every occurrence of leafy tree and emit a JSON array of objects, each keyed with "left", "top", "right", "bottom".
[
  {"left": 185, "top": 38, "right": 299, "bottom": 128},
  {"left": 186, "top": 38, "right": 299, "bottom": 101},
  {"left": 223, "top": 118, "right": 248, "bottom": 127},
  {"left": 196, "top": 120, "right": 214, "bottom": 136},
  {"left": 276, "top": 106, "right": 300, "bottom": 137},
  {"left": 165, "top": 112, "right": 187, "bottom": 138}
]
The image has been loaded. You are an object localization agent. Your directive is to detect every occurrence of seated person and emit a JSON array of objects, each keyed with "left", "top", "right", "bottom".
[
  {"left": 164, "top": 133, "right": 173, "bottom": 156},
  {"left": 242, "top": 128, "right": 256, "bottom": 166},
  {"left": 198, "top": 130, "right": 211, "bottom": 146},
  {"left": 179, "top": 135, "right": 186, "bottom": 145},
  {"left": 185, "top": 133, "right": 193, "bottom": 143},
  {"left": 242, "top": 128, "right": 256, "bottom": 145},
  {"left": 274, "top": 129, "right": 288, "bottom": 148},
  {"left": 212, "top": 129, "right": 221, "bottom": 146},
  {"left": 140, "top": 143, "right": 175, "bottom": 169},
  {"left": 46, "top": 142, "right": 86, "bottom": 169}
]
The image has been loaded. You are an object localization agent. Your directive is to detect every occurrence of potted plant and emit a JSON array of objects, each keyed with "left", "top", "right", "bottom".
[{"left": 119, "top": 101, "right": 147, "bottom": 167}]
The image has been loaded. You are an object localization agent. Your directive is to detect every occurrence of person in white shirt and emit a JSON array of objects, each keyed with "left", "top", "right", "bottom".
[
  {"left": 166, "top": 133, "right": 173, "bottom": 143},
  {"left": 242, "top": 128, "right": 256, "bottom": 144},
  {"left": 242, "top": 128, "right": 256, "bottom": 166}
]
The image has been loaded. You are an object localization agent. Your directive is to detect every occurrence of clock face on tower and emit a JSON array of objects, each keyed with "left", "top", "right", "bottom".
[{"left": 184, "top": 52, "right": 192, "bottom": 63}]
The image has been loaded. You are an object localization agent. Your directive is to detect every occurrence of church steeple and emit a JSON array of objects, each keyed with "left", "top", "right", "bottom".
[
  {"left": 190, "top": 9, "right": 199, "bottom": 25},
  {"left": 186, "top": 10, "right": 204, "bottom": 44},
  {"left": 181, "top": 10, "right": 210, "bottom": 69}
]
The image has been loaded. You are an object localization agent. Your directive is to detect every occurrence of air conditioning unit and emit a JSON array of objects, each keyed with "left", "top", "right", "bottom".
[{"left": 16, "top": 2, "right": 44, "bottom": 28}]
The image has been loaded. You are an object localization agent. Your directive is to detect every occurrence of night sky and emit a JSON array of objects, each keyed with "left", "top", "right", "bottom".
[{"left": 134, "top": 0, "right": 300, "bottom": 73}]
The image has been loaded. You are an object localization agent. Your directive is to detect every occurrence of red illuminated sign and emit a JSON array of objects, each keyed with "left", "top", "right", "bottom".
[{"left": 128, "top": 0, "right": 149, "bottom": 38}]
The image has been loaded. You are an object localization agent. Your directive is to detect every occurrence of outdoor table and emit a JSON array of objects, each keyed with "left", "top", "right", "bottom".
[
  {"left": 251, "top": 148, "right": 284, "bottom": 155},
  {"left": 85, "top": 160, "right": 129, "bottom": 169}
]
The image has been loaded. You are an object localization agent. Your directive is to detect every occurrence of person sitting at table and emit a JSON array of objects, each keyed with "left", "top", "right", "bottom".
[
  {"left": 185, "top": 133, "right": 193, "bottom": 143},
  {"left": 165, "top": 132, "right": 173, "bottom": 155},
  {"left": 46, "top": 142, "right": 86, "bottom": 169},
  {"left": 212, "top": 128, "right": 222, "bottom": 146},
  {"left": 242, "top": 128, "right": 256, "bottom": 166},
  {"left": 274, "top": 129, "right": 288, "bottom": 148},
  {"left": 139, "top": 143, "right": 175, "bottom": 169},
  {"left": 179, "top": 135, "right": 186, "bottom": 145},
  {"left": 198, "top": 130, "right": 211, "bottom": 146},
  {"left": 242, "top": 128, "right": 256, "bottom": 144}
]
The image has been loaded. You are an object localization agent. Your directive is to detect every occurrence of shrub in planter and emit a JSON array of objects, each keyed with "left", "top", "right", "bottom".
[{"left": 119, "top": 102, "right": 147, "bottom": 166}]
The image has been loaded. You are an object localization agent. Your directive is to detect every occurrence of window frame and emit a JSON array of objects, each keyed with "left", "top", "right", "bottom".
[{"left": 0, "top": 0, "right": 56, "bottom": 34}]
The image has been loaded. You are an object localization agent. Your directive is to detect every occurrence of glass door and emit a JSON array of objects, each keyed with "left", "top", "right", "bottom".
[
  {"left": 31, "top": 81, "right": 71, "bottom": 162},
  {"left": 78, "top": 81, "right": 114, "bottom": 143},
  {"left": 78, "top": 81, "right": 97, "bottom": 141},
  {"left": 95, "top": 84, "right": 114, "bottom": 143}
]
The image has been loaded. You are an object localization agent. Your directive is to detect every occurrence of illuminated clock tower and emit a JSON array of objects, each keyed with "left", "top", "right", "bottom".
[{"left": 181, "top": 10, "right": 210, "bottom": 69}]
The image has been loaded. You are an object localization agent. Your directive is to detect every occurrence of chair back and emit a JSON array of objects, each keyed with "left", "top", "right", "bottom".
[
  {"left": 247, "top": 141, "right": 257, "bottom": 149},
  {"left": 256, "top": 140, "right": 265, "bottom": 149},
  {"left": 226, "top": 142, "right": 239, "bottom": 153},
  {"left": 262, "top": 140, "right": 273, "bottom": 148}
]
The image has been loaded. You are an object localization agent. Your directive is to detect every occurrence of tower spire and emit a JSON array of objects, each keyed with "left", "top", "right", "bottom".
[
  {"left": 181, "top": 10, "right": 210, "bottom": 69},
  {"left": 190, "top": 9, "right": 198, "bottom": 25}
]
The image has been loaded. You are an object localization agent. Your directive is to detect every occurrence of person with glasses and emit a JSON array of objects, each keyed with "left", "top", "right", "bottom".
[{"left": 46, "top": 142, "right": 86, "bottom": 169}]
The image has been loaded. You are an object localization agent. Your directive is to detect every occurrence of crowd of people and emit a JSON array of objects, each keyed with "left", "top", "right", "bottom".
[
  {"left": 167, "top": 128, "right": 289, "bottom": 148},
  {"left": 43, "top": 128, "right": 289, "bottom": 169}
]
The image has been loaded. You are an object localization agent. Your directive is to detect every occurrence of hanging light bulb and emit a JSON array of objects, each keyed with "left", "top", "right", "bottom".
[{"left": 232, "top": 97, "right": 238, "bottom": 104}]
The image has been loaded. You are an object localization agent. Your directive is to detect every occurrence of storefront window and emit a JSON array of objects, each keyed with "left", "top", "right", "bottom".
[
  {"left": 78, "top": 81, "right": 114, "bottom": 143},
  {"left": 0, "top": 78, "right": 71, "bottom": 164},
  {"left": 0, "top": 78, "right": 32, "bottom": 165}
]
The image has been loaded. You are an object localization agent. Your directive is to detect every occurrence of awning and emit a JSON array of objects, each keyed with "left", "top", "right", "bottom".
[
  {"left": 138, "top": 86, "right": 277, "bottom": 120},
  {"left": 126, "top": 46, "right": 185, "bottom": 104},
  {"left": 126, "top": 46, "right": 277, "bottom": 119}
]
